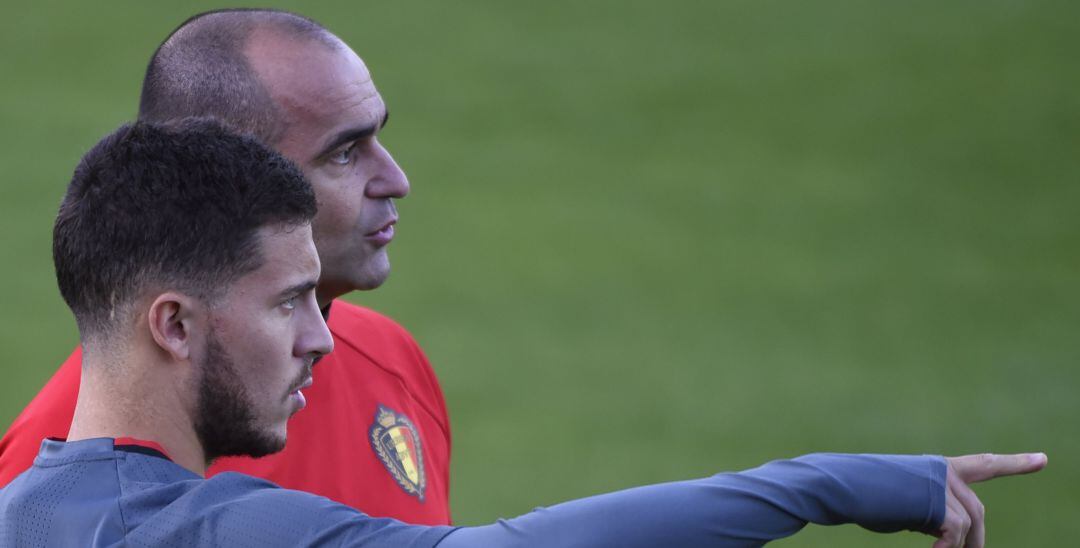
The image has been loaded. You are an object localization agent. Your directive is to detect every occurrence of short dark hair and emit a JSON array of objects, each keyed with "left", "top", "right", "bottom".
[
  {"left": 138, "top": 9, "right": 338, "bottom": 143},
  {"left": 53, "top": 119, "right": 317, "bottom": 341}
]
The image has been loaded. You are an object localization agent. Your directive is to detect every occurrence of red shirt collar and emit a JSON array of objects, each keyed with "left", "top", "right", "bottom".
[{"left": 113, "top": 437, "right": 173, "bottom": 461}]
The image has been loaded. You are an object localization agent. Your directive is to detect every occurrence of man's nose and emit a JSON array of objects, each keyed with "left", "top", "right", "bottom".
[
  {"left": 364, "top": 140, "right": 410, "bottom": 200},
  {"left": 298, "top": 307, "right": 334, "bottom": 361}
]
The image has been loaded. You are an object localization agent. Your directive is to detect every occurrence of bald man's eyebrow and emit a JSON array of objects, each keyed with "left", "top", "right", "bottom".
[{"left": 315, "top": 110, "right": 391, "bottom": 160}]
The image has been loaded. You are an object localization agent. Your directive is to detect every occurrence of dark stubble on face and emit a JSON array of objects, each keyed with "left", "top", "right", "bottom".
[{"left": 193, "top": 332, "right": 285, "bottom": 465}]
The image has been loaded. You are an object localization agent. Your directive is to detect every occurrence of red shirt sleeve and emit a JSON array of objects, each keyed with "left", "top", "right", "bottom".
[{"left": 0, "top": 348, "right": 82, "bottom": 487}]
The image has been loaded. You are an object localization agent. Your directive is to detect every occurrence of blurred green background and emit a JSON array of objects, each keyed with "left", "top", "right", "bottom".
[{"left": 2, "top": 1, "right": 1076, "bottom": 545}]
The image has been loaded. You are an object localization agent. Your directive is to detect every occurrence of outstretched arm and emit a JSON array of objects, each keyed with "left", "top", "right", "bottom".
[
  {"left": 438, "top": 452, "right": 1045, "bottom": 548},
  {"left": 440, "top": 453, "right": 945, "bottom": 547}
]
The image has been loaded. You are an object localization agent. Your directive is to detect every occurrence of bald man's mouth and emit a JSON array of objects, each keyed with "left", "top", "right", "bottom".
[{"left": 364, "top": 218, "right": 396, "bottom": 247}]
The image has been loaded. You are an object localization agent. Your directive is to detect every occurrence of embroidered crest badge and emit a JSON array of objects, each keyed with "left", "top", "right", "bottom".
[{"left": 369, "top": 404, "right": 426, "bottom": 500}]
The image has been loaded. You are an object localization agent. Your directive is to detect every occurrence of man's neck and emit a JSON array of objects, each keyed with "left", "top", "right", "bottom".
[{"left": 67, "top": 357, "right": 209, "bottom": 476}]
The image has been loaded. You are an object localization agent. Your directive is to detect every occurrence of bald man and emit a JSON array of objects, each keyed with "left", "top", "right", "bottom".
[{"left": 0, "top": 9, "right": 449, "bottom": 524}]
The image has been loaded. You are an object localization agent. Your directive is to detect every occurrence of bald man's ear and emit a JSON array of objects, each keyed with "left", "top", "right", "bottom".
[{"left": 147, "top": 292, "right": 202, "bottom": 362}]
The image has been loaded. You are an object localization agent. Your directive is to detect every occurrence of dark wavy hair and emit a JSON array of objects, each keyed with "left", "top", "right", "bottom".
[{"left": 53, "top": 118, "right": 317, "bottom": 341}]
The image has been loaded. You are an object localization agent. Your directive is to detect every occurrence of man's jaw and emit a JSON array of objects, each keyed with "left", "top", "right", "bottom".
[{"left": 314, "top": 228, "right": 396, "bottom": 306}]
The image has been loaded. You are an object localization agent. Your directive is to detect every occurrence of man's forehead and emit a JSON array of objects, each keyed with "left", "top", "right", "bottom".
[
  {"left": 245, "top": 30, "right": 385, "bottom": 151},
  {"left": 249, "top": 224, "right": 320, "bottom": 283}
]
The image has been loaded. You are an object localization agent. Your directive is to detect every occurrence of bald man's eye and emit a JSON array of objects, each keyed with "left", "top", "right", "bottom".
[{"left": 329, "top": 144, "right": 355, "bottom": 166}]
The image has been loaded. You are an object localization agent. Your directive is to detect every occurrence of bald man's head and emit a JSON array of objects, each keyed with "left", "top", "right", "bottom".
[
  {"left": 138, "top": 9, "right": 340, "bottom": 144},
  {"left": 140, "top": 9, "right": 408, "bottom": 299}
]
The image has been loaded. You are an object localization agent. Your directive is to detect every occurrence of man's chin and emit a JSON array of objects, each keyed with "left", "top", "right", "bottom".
[
  {"left": 231, "top": 436, "right": 286, "bottom": 460},
  {"left": 203, "top": 430, "right": 287, "bottom": 463},
  {"left": 318, "top": 255, "right": 391, "bottom": 298},
  {"left": 346, "top": 257, "right": 392, "bottom": 291},
  {"left": 352, "top": 274, "right": 389, "bottom": 291}
]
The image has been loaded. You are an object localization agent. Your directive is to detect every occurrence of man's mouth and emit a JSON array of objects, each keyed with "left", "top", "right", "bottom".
[
  {"left": 289, "top": 375, "right": 313, "bottom": 395},
  {"left": 363, "top": 218, "right": 397, "bottom": 247},
  {"left": 289, "top": 376, "right": 313, "bottom": 411}
]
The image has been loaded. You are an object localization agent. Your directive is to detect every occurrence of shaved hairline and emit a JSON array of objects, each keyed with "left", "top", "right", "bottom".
[{"left": 138, "top": 9, "right": 342, "bottom": 145}]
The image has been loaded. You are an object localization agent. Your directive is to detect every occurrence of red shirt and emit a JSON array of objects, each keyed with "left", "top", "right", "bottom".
[{"left": 0, "top": 300, "right": 451, "bottom": 525}]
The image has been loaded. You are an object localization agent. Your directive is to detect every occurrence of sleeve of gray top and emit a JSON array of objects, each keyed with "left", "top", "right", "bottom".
[{"left": 436, "top": 453, "right": 947, "bottom": 548}]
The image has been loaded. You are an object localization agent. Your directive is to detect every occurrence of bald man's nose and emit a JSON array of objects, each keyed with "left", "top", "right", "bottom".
[{"left": 365, "top": 141, "right": 410, "bottom": 199}]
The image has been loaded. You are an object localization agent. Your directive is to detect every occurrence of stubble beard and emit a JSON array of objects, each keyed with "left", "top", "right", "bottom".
[{"left": 193, "top": 333, "right": 285, "bottom": 465}]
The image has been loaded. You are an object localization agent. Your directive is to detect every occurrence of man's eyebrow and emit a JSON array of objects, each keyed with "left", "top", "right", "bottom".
[
  {"left": 315, "top": 110, "right": 391, "bottom": 159},
  {"left": 278, "top": 280, "right": 318, "bottom": 300}
]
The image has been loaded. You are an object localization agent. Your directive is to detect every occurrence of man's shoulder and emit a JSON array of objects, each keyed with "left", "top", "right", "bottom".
[
  {"left": 326, "top": 299, "right": 417, "bottom": 346},
  {"left": 120, "top": 469, "right": 333, "bottom": 545},
  {"left": 324, "top": 299, "right": 433, "bottom": 377},
  {"left": 157, "top": 472, "right": 452, "bottom": 547}
]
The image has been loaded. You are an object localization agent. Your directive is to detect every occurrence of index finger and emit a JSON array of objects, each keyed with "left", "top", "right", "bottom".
[{"left": 947, "top": 453, "right": 1047, "bottom": 484}]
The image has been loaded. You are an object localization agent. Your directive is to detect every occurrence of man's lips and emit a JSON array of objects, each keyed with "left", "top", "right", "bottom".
[
  {"left": 296, "top": 376, "right": 313, "bottom": 392},
  {"left": 364, "top": 218, "right": 397, "bottom": 246},
  {"left": 289, "top": 376, "right": 313, "bottom": 411},
  {"left": 288, "top": 377, "right": 312, "bottom": 396}
]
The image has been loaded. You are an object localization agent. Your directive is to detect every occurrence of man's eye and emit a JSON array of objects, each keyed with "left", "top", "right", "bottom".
[
  {"left": 282, "top": 296, "right": 297, "bottom": 310},
  {"left": 329, "top": 145, "right": 353, "bottom": 165}
]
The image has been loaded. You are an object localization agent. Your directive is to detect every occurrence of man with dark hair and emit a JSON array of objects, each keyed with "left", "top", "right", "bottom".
[
  {"left": 0, "top": 9, "right": 451, "bottom": 524},
  {"left": 50, "top": 119, "right": 328, "bottom": 470},
  {"left": 0, "top": 120, "right": 1047, "bottom": 547}
]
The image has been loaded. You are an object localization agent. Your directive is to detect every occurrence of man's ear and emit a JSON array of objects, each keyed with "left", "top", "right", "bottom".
[{"left": 147, "top": 292, "right": 202, "bottom": 362}]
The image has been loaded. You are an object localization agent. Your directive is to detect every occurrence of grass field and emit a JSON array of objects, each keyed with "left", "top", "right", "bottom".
[{"left": 1, "top": 1, "right": 1077, "bottom": 545}]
